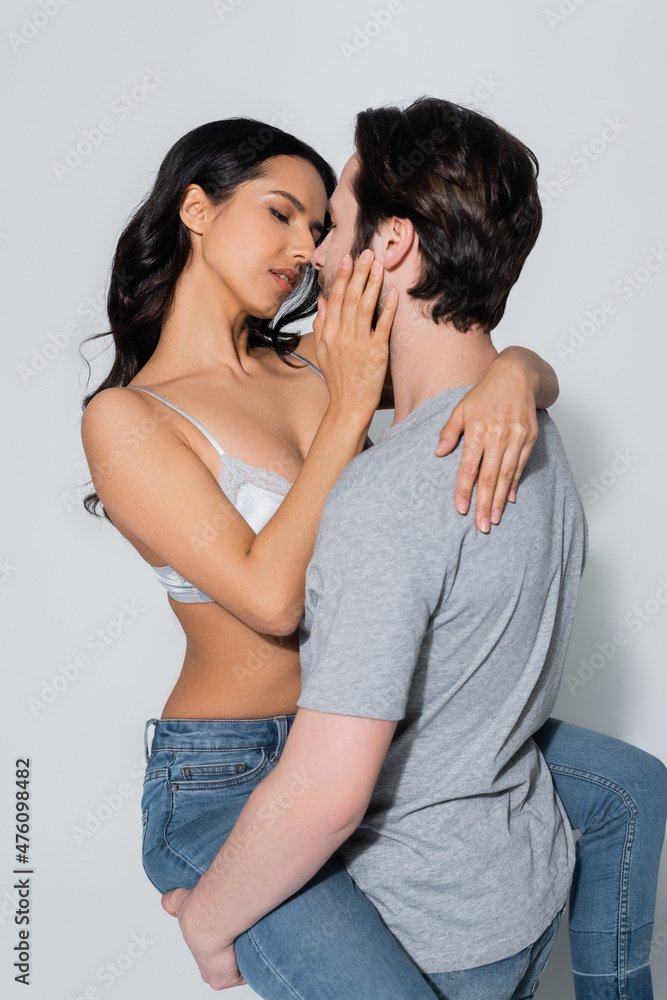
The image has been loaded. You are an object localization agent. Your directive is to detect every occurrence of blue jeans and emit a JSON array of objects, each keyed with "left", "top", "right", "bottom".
[
  {"left": 141, "top": 716, "right": 667, "bottom": 999},
  {"left": 424, "top": 913, "right": 562, "bottom": 999},
  {"left": 533, "top": 719, "right": 667, "bottom": 1000}
]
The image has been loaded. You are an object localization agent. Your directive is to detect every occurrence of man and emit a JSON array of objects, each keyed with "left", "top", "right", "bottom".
[{"left": 163, "top": 97, "right": 587, "bottom": 997}]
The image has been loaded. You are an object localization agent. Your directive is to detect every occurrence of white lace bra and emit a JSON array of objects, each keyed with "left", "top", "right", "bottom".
[{"left": 131, "top": 351, "right": 324, "bottom": 604}]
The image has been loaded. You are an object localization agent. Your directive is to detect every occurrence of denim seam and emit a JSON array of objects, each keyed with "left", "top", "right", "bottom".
[
  {"left": 573, "top": 971, "right": 618, "bottom": 977},
  {"left": 144, "top": 768, "right": 169, "bottom": 782},
  {"left": 160, "top": 753, "right": 175, "bottom": 849},
  {"left": 573, "top": 961, "right": 649, "bottom": 977},
  {"left": 270, "top": 716, "right": 288, "bottom": 763},
  {"left": 142, "top": 843, "right": 174, "bottom": 893},
  {"left": 169, "top": 751, "right": 270, "bottom": 791},
  {"left": 141, "top": 807, "right": 149, "bottom": 852},
  {"left": 151, "top": 743, "right": 269, "bottom": 752},
  {"left": 142, "top": 757, "right": 208, "bottom": 889},
  {"left": 159, "top": 839, "right": 207, "bottom": 879},
  {"left": 160, "top": 779, "right": 208, "bottom": 879},
  {"left": 547, "top": 762, "right": 638, "bottom": 1000},
  {"left": 244, "top": 926, "right": 307, "bottom": 1000},
  {"left": 160, "top": 753, "right": 273, "bottom": 873},
  {"left": 181, "top": 764, "right": 246, "bottom": 775}
]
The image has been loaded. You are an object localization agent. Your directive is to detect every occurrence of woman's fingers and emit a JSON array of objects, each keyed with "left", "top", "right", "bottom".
[
  {"left": 435, "top": 406, "right": 464, "bottom": 458},
  {"left": 439, "top": 378, "right": 540, "bottom": 529},
  {"left": 320, "top": 250, "right": 385, "bottom": 346},
  {"left": 452, "top": 421, "right": 510, "bottom": 530},
  {"left": 312, "top": 295, "right": 326, "bottom": 349},
  {"left": 322, "top": 254, "right": 354, "bottom": 334},
  {"left": 507, "top": 440, "right": 536, "bottom": 505},
  {"left": 340, "top": 249, "right": 377, "bottom": 329},
  {"left": 355, "top": 286, "right": 397, "bottom": 395},
  {"left": 487, "top": 446, "right": 523, "bottom": 525},
  {"left": 373, "top": 287, "right": 399, "bottom": 344},
  {"left": 354, "top": 255, "right": 385, "bottom": 327},
  {"left": 315, "top": 249, "right": 394, "bottom": 410},
  {"left": 470, "top": 437, "right": 510, "bottom": 532},
  {"left": 453, "top": 433, "right": 485, "bottom": 520},
  {"left": 456, "top": 427, "right": 537, "bottom": 531}
]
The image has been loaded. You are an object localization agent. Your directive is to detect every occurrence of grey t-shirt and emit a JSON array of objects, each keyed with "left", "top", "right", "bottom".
[{"left": 297, "top": 385, "right": 588, "bottom": 974}]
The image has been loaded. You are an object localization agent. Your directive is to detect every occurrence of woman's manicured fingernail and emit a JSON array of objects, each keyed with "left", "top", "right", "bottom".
[
  {"left": 371, "top": 260, "right": 382, "bottom": 275},
  {"left": 360, "top": 249, "right": 373, "bottom": 263},
  {"left": 340, "top": 254, "right": 352, "bottom": 269},
  {"left": 456, "top": 499, "right": 469, "bottom": 515},
  {"left": 508, "top": 489, "right": 516, "bottom": 502},
  {"left": 388, "top": 288, "right": 398, "bottom": 302},
  {"left": 480, "top": 517, "right": 490, "bottom": 533},
  {"left": 491, "top": 508, "right": 502, "bottom": 524}
]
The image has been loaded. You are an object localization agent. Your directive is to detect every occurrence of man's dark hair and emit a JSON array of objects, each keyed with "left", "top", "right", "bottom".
[{"left": 352, "top": 97, "right": 542, "bottom": 332}]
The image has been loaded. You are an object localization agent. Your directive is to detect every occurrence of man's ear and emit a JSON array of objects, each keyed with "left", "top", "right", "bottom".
[
  {"left": 376, "top": 217, "right": 415, "bottom": 271},
  {"left": 179, "top": 184, "right": 209, "bottom": 236}
]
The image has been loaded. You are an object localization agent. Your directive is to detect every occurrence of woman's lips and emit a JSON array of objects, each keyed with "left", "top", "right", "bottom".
[{"left": 269, "top": 270, "right": 297, "bottom": 293}]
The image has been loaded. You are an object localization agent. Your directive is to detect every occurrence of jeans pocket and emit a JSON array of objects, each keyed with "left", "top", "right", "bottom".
[
  {"left": 141, "top": 768, "right": 170, "bottom": 858},
  {"left": 170, "top": 747, "right": 269, "bottom": 790},
  {"left": 162, "top": 748, "right": 273, "bottom": 875}
]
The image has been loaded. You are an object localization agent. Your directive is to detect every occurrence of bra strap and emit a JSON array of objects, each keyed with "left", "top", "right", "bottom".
[
  {"left": 130, "top": 387, "right": 227, "bottom": 456},
  {"left": 131, "top": 355, "right": 325, "bottom": 456},
  {"left": 289, "top": 351, "right": 325, "bottom": 381}
]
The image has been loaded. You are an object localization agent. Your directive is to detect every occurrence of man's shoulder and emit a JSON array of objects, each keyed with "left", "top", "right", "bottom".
[
  {"left": 323, "top": 413, "right": 459, "bottom": 526},
  {"left": 322, "top": 446, "right": 406, "bottom": 519},
  {"left": 328, "top": 404, "right": 579, "bottom": 528}
]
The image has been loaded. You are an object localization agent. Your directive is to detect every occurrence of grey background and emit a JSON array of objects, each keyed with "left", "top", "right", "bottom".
[{"left": 2, "top": 1, "right": 665, "bottom": 997}]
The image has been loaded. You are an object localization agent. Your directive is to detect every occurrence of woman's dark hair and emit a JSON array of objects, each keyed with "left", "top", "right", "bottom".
[
  {"left": 352, "top": 97, "right": 542, "bottom": 332},
  {"left": 80, "top": 118, "right": 336, "bottom": 519}
]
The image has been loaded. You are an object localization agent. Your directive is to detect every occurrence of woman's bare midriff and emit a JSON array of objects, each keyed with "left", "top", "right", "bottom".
[
  {"left": 119, "top": 336, "right": 329, "bottom": 723},
  {"left": 160, "top": 597, "right": 302, "bottom": 720}
]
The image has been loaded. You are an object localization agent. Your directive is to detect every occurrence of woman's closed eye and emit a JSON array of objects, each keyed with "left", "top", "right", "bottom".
[{"left": 270, "top": 207, "right": 289, "bottom": 224}]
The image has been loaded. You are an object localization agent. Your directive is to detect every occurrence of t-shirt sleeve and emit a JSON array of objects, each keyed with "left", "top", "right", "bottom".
[{"left": 297, "top": 486, "right": 442, "bottom": 721}]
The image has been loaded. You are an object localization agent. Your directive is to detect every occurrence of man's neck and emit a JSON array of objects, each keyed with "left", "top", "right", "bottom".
[{"left": 389, "top": 307, "right": 499, "bottom": 425}]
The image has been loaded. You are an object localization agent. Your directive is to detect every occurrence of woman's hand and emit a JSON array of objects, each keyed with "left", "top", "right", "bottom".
[
  {"left": 162, "top": 887, "right": 246, "bottom": 991},
  {"left": 314, "top": 250, "right": 398, "bottom": 422},
  {"left": 435, "top": 354, "right": 541, "bottom": 533}
]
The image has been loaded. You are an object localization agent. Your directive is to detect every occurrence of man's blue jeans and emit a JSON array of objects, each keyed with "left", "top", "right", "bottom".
[
  {"left": 534, "top": 719, "right": 667, "bottom": 1000},
  {"left": 141, "top": 716, "right": 667, "bottom": 999}
]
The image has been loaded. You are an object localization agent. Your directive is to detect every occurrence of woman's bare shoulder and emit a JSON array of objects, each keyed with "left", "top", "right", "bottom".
[
  {"left": 82, "top": 385, "right": 148, "bottom": 424},
  {"left": 80, "top": 385, "right": 175, "bottom": 454}
]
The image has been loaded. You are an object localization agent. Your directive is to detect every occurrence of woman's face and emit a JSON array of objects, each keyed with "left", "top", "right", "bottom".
[{"left": 184, "top": 154, "right": 329, "bottom": 320}]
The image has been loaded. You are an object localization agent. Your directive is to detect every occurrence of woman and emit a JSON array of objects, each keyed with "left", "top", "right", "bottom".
[{"left": 80, "top": 118, "right": 666, "bottom": 999}]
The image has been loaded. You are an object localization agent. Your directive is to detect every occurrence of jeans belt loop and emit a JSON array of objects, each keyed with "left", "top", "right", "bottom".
[
  {"left": 271, "top": 715, "right": 288, "bottom": 762},
  {"left": 144, "top": 718, "right": 159, "bottom": 762}
]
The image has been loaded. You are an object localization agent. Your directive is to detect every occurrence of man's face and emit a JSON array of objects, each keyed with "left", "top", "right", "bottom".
[{"left": 310, "top": 154, "right": 362, "bottom": 299}]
